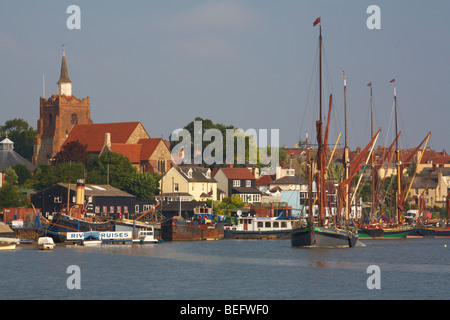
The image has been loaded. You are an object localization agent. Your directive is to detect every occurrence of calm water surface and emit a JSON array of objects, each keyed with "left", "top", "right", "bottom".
[{"left": 1, "top": 238, "right": 449, "bottom": 300}]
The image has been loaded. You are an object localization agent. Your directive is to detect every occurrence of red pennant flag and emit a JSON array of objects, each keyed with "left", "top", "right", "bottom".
[
  {"left": 313, "top": 17, "right": 321, "bottom": 27},
  {"left": 390, "top": 78, "right": 395, "bottom": 83}
]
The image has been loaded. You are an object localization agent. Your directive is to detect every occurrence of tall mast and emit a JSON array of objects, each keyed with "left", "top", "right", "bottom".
[
  {"left": 343, "top": 72, "right": 349, "bottom": 220},
  {"left": 319, "top": 24, "right": 323, "bottom": 121},
  {"left": 314, "top": 17, "right": 324, "bottom": 226},
  {"left": 369, "top": 83, "right": 375, "bottom": 221},
  {"left": 306, "top": 132, "right": 313, "bottom": 221},
  {"left": 392, "top": 78, "right": 401, "bottom": 223}
]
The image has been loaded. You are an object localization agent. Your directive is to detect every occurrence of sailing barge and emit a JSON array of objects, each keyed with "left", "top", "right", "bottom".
[{"left": 291, "top": 17, "right": 362, "bottom": 248}]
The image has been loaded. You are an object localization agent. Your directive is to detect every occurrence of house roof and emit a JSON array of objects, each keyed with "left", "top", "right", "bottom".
[
  {"left": 271, "top": 176, "right": 307, "bottom": 185},
  {"left": 232, "top": 187, "right": 262, "bottom": 194},
  {"left": 110, "top": 143, "right": 142, "bottom": 163},
  {"left": 64, "top": 122, "right": 147, "bottom": 153},
  {"left": 217, "top": 167, "right": 256, "bottom": 180},
  {"left": 175, "top": 167, "right": 216, "bottom": 183},
  {"left": 58, "top": 183, "right": 135, "bottom": 198},
  {"left": 138, "top": 138, "right": 165, "bottom": 161},
  {"left": 255, "top": 174, "right": 276, "bottom": 186},
  {"left": 0, "top": 138, "right": 35, "bottom": 171},
  {"left": 410, "top": 176, "right": 438, "bottom": 189}
]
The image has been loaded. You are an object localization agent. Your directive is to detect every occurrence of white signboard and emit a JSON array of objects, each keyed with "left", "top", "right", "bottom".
[
  {"left": 100, "top": 231, "right": 132, "bottom": 240},
  {"left": 11, "top": 220, "right": 23, "bottom": 228},
  {"left": 66, "top": 231, "right": 132, "bottom": 241},
  {"left": 66, "top": 232, "right": 85, "bottom": 241}
]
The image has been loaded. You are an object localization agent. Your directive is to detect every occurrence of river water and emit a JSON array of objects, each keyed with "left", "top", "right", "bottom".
[{"left": 1, "top": 238, "right": 449, "bottom": 301}]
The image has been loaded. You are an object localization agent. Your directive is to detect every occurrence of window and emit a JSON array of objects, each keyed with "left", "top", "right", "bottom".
[
  {"left": 192, "top": 184, "right": 195, "bottom": 192},
  {"left": 233, "top": 180, "right": 241, "bottom": 187},
  {"left": 273, "top": 222, "right": 279, "bottom": 228},
  {"left": 281, "top": 222, "right": 287, "bottom": 228},
  {"left": 174, "top": 183, "right": 179, "bottom": 192},
  {"left": 257, "top": 222, "right": 263, "bottom": 228},
  {"left": 246, "top": 180, "right": 251, "bottom": 187},
  {"left": 265, "top": 222, "right": 271, "bottom": 228},
  {"left": 54, "top": 196, "right": 62, "bottom": 203},
  {"left": 71, "top": 114, "right": 77, "bottom": 124}
]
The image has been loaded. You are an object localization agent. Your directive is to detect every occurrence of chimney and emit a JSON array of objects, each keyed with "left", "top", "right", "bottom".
[
  {"left": 105, "top": 132, "right": 111, "bottom": 150},
  {"left": 76, "top": 179, "right": 85, "bottom": 205}
]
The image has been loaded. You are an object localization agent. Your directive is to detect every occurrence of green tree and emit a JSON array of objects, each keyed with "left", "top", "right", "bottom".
[
  {"left": 172, "top": 117, "right": 265, "bottom": 167},
  {"left": 12, "top": 164, "right": 32, "bottom": 186},
  {"left": 124, "top": 172, "right": 161, "bottom": 201},
  {"left": 326, "top": 162, "right": 345, "bottom": 182},
  {"left": 0, "top": 168, "right": 28, "bottom": 209},
  {"left": 86, "top": 152, "right": 135, "bottom": 189},
  {"left": 0, "top": 118, "right": 36, "bottom": 161},
  {"left": 31, "top": 162, "right": 85, "bottom": 191}
]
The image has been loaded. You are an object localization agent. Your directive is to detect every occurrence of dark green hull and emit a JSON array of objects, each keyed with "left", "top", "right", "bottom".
[{"left": 358, "top": 226, "right": 413, "bottom": 239}]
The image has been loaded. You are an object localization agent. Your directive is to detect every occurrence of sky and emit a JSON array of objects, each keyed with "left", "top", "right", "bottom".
[{"left": 1, "top": 0, "right": 449, "bottom": 153}]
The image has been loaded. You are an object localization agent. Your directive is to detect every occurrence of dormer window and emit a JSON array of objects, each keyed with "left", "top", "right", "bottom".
[
  {"left": 205, "top": 169, "right": 211, "bottom": 179},
  {"left": 187, "top": 168, "right": 193, "bottom": 178}
]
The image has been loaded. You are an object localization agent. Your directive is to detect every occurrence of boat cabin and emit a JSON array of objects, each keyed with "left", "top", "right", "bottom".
[{"left": 225, "top": 216, "right": 294, "bottom": 232}]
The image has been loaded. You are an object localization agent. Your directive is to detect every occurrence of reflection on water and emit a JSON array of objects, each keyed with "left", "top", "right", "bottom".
[{"left": 2, "top": 238, "right": 450, "bottom": 299}]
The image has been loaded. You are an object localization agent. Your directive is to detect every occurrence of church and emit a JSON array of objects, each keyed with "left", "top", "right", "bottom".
[{"left": 32, "top": 49, "right": 173, "bottom": 174}]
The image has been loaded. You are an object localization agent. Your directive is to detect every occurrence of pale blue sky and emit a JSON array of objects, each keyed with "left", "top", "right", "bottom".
[{"left": 1, "top": 1, "right": 449, "bottom": 152}]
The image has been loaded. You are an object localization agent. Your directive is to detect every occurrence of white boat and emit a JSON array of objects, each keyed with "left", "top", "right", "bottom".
[
  {"left": 37, "top": 237, "right": 55, "bottom": 250},
  {"left": 224, "top": 215, "right": 296, "bottom": 240},
  {"left": 0, "top": 237, "right": 19, "bottom": 251},
  {"left": 136, "top": 227, "right": 160, "bottom": 244},
  {"left": 82, "top": 239, "right": 102, "bottom": 246},
  {"left": 82, "top": 231, "right": 102, "bottom": 246}
]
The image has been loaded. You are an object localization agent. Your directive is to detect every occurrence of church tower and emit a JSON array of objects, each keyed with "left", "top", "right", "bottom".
[{"left": 33, "top": 48, "right": 93, "bottom": 166}]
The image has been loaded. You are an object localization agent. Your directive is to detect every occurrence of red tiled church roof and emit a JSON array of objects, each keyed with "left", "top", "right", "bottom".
[
  {"left": 64, "top": 122, "right": 145, "bottom": 152},
  {"left": 110, "top": 143, "right": 142, "bottom": 163},
  {"left": 138, "top": 138, "right": 164, "bottom": 161}
]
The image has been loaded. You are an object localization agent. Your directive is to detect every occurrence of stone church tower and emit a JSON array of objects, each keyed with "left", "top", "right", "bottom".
[{"left": 33, "top": 48, "right": 93, "bottom": 165}]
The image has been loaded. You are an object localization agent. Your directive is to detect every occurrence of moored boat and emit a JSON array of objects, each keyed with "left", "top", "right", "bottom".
[
  {"left": 224, "top": 215, "right": 295, "bottom": 240},
  {"left": 37, "top": 236, "right": 55, "bottom": 250},
  {"left": 82, "top": 231, "right": 102, "bottom": 246},
  {"left": 0, "top": 237, "right": 19, "bottom": 251},
  {"left": 161, "top": 216, "right": 224, "bottom": 241},
  {"left": 134, "top": 227, "right": 162, "bottom": 244},
  {"left": 291, "top": 18, "right": 377, "bottom": 248},
  {"left": 291, "top": 221, "right": 357, "bottom": 248}
]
